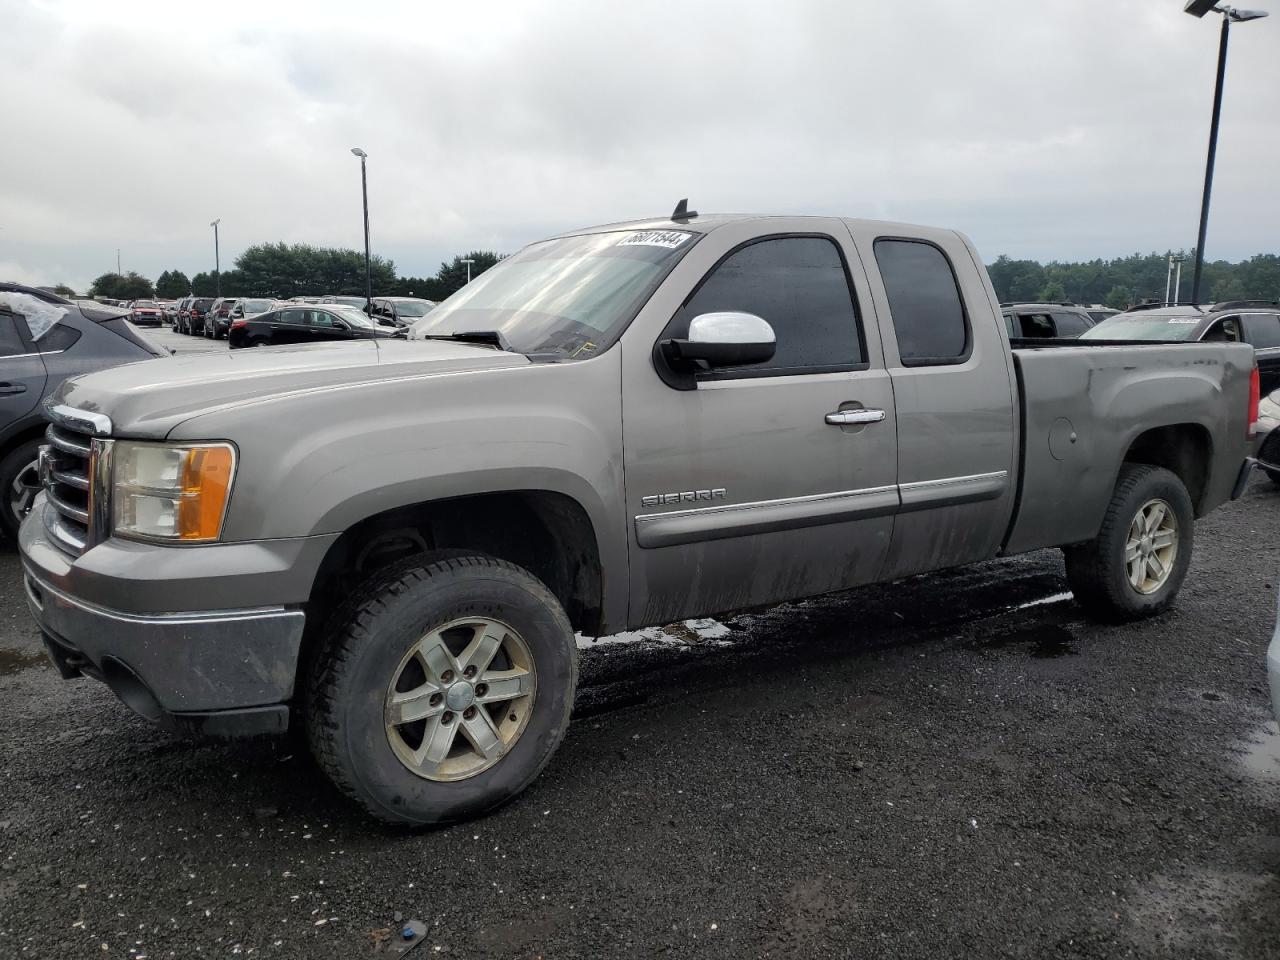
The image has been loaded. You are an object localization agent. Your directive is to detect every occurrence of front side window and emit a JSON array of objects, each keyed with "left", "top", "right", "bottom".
[
  {"left": 1051, "top": 312, "right": 1091, "bottom": 338},
  {"left": 874, "top": 239, "right": 970, "bottom": 365},
  {"left": 677, "top": 235, "right": 863, "bottom": 376}
]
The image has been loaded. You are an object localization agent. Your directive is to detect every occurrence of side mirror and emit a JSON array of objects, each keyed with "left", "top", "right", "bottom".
[{"left": 662, "top": 312, "right": 776, "bottom": 368}]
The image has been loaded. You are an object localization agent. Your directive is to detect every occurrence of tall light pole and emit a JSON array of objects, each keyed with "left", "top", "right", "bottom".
[
  {"left": 351, "top": 147, "right": 372, "bottom": 313},
  {"left": 1183, "top": 1, "right": 1269, "bottom": 305},
  {"left": 461, "top": 258, "right": 475, "bottom": 284},
  {"left": 210, "top": 219, "right": 222, "bottom": 296}
]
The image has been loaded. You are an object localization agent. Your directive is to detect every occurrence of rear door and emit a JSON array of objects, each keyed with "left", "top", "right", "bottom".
[
  {"left": 0, "top": 309, "right": 48, "bottom": 431},
  {"left": 847, "top": 224, "right": 1018, "bottom": 580},
  {"left": 1241, "top": 313, "right": 1280, "bottom": 394},
  {"left": 620, "top": 219, "right": 898, "bottom": 626},
  {"left": 273, "top": 308, "right": 310, "bottom": 345}
]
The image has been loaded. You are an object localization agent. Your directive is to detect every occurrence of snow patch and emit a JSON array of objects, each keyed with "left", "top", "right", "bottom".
[{"left": 576, "top": 617, "right": 734, "bottom": 650}]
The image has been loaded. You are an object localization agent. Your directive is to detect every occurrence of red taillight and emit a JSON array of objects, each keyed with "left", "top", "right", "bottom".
[
  {"left": 230, "top": 319, "right": 247, "bottom": 330},
  {"left": 1248, "top": 365, "right": 1260, "bottom": 437}
]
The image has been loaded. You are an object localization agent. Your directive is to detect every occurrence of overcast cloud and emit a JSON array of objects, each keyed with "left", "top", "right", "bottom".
[{"left": 2, "top": 0, "right": 1277, "bottom": 291}]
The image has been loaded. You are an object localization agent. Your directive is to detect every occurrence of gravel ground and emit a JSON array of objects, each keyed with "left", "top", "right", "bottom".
[{"left": 1, "top": 467, "right": 1278, "bottom": 959}]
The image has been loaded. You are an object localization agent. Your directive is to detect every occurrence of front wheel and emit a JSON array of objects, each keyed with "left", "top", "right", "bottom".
[
  {"left": 1064, "top": 464, "right": 1194, "bottom": 623},
  {"left": 306, "top": 552, "right": 577, "bottom": 826},
  {"left": 0, "top": 439, "right": 42, "bottom": 540}
]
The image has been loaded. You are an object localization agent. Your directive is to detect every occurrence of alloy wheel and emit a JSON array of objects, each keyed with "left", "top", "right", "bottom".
[
  {"left": 1125, "top": 498, "right": 1178, "bottom": 595},
  {"left": 384, "top": 617, "right": 536, "bottom": 782}
]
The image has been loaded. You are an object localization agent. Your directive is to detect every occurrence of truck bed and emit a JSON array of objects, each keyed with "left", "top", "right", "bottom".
[{"left": 1002, "top": 340, "right": 1254, "bottom": 556}]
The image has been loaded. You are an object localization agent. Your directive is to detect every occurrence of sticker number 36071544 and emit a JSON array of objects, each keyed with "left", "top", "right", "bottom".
[{"left": 617, "top": 231, "right": 692, "bottom": 249}]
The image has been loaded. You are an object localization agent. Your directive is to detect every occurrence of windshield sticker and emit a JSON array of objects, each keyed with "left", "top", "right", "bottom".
[
  {"left": 1166, "top": 318, "right": 1200, "bottom": 324},
  {"left": 617, "top": 230, "right": 693, "bottom": 249}
]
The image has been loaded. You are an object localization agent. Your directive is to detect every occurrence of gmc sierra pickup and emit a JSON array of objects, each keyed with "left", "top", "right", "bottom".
[{"left": 18, "top": 212, "right": 1257, "bottom": 825}]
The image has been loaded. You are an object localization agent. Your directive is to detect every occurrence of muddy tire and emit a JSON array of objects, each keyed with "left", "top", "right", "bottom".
[
  {"left": 0, "top": 439, "right": 43, "bottom": 541},
  {"left": 305, "top": 552, "right": 577, "bottom": 826},
  {"left": 1063, "top": 464, "right": 1194, "bottom": 623}
]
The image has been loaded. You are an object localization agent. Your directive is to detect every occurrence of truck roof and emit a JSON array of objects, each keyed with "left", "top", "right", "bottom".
[{"left": 552, "top": 213, "right": 962, "bottom": 245}]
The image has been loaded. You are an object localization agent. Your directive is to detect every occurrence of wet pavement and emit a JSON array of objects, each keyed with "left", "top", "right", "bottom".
[{"left": 1, "top": 478, "right": 1279, "bottom": 958}]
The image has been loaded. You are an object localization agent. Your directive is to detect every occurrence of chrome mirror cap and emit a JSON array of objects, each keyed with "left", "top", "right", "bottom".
[{"left": 687, "top": 311, "right": 775, "bottom": 347}]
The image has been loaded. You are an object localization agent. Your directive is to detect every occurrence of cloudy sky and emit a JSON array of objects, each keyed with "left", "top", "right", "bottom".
[{"left": 2, "top": 0, "right": 1277, "bottom": 291}]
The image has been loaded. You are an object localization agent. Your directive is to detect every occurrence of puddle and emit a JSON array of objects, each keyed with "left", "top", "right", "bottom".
[
  {"left": 0, "top": 648, "right": 48, "bottom": 676},
  {"left": 1240, "top": 720, "right": 1280, "bottom": 782},
  {"left": 973, "top": 623, "right": 1077, "bottom": 659}
]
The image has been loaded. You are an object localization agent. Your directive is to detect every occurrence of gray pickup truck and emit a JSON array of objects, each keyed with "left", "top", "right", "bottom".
[{"left": 19, "top": 213, "right": 1257, "bottom": 825}]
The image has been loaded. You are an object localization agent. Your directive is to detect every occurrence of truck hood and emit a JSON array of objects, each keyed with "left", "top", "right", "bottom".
[{"left": 54, "top": 338, "right": 530, "bottom": 439}]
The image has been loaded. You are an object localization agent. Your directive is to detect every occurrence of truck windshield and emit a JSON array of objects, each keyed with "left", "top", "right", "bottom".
[
  {"left": 1079, "top": 314, "right": 1205, "bottom": 342},
  {"left": 409, "top": 229, "right": 698, "bottom": 360}
]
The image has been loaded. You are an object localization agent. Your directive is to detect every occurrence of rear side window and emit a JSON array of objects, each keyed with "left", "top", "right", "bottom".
[
  {"left": 0, "top": 314, "right": 29, "bottom": 356},
  {"left": 1051, "top": 312, "right": 1091, "bottom": 338},
  {"left": 1243, "top": 313, "right": 1280, "bottom": 349},
  {"left": 874, "top": 239, "right": 970, "bottom": 365},
  {"left": 37, "top": 324, "right": 81, "bottom": 352},
  {"left": 1017, "top": 313, "right": 1055, "bottom": 338},
  {"left": 680, "top": 235, "right": 863, "bottom": 376}
]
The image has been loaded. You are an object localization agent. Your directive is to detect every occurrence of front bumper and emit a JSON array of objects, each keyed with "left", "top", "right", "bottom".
[{"left": 19, "top": 495, "right": 338, "bottom": 736}]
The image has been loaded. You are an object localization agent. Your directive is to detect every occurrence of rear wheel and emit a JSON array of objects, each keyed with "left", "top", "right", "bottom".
[
  {"left": 306, "top": 552, "right": 577, "bottom": 826},
  {"left": 1064, "top": 464, "right": 1193, "bottom": 622},
  {"left": 0, "top": 439, "right": 42, "bottom": 541}
]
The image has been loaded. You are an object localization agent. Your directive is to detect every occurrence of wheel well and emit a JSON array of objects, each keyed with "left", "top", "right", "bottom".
[
  {"left": 302, "top": 490, "right": 603, "bottom": 660},
  {"left": 1122, "top": 424, "right": 1211, "bottom": 515}
]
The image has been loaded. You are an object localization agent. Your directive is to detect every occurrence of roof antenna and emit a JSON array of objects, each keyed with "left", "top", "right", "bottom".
[{"left": 671, "top": 198, "right": 697, "bottom": 222}]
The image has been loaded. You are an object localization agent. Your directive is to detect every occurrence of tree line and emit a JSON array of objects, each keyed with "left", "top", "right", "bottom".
[
  {"left": 77, "top": 245, "right": 1280, "bottom": 310},
  {"left": 988, "top": 250, "right": 1280, "bottom": 308},
  {"left": 85, "top": 244, "right": 503, "bottom": 302}
]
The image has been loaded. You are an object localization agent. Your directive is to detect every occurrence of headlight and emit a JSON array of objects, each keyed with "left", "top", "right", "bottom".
[{"left": 111, "top": 441, "right": 236, "bottom": 542}]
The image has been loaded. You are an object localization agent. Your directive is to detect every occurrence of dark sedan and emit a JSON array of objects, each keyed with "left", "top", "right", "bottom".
[{"left": 227, "top": 304, "right": 397, "bottom": 349}]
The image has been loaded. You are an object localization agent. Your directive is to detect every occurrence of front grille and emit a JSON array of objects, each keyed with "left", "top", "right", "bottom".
[{"left": 42, "top": 423, "right": 94, "bottom": 554}]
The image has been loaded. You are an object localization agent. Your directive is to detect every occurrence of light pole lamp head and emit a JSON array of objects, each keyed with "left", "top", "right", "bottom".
[
  {"left": 1226, "top": 7, "right": 1268, "bottom": 20},
  {"left": 351, "top": 147, "right": 367, "bottom": 158},
  {"left": 1184, "top": 0, "right": 1269, "bottom": 18},
  {"left": 210, "top": 218, "right": 220, "bottom": 227}
]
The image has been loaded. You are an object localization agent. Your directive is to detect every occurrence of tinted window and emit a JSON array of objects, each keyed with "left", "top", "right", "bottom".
[
  {"left": 874, "top": 239, "right": 969, "bottom": 365},
  {"left": 279, "top": 309, "right": 307, "bottom": 325},
  {"left": 309, "top": 310, "right": 338, "bottom": 328},
  {"left": 0, "top": 315, "right": 28, "bottom": 357},
  {"left": 681, "top": 236, "right": 862, "bottom": 375},
  {"left": 1051, "top": 311, "right": 1091, "bottom": 338},
  {"left": 37, "top": 324, "right": 81, "bottom": 352},
  {"left": 1243, "top": 313, "right": 1280, "bottom": 349}
]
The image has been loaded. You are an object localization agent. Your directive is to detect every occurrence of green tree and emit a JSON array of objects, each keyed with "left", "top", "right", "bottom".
[
  {"left": 52, "top": 284, "right": 76, "bottom": 298},
  {"left": 190, "top": 272, "right": 218, "bottom": 296},
  {"left": 155, "top": 269, "right": 191, "bottom": 299},
  {"left": 88, "top": 271, "right": 154, "bottom": 300},
  {"left": 433, "top": 251, "right": 502, "bottom": 300},
  {"left": 1104, "top": 285, "right": 1133, "bottom": 309},
  {"left": 231, "top": 242, "right": 396, "bottom": 298},
  {"left": 1039, "top": 279, "right": 1067, "bottom": 302}
]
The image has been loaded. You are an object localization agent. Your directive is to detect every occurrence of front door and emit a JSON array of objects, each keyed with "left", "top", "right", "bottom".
[
  {"left": 0, "top": 310, "right": 48, "bottom": 428},
  {"left": 620, "top": 219, "right": 898, "bottom": 628},
  {"left": 848, "top": 225, "right": 1017, "bottom": 580}
]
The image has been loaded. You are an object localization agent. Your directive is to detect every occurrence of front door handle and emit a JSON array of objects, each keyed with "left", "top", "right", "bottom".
[
  {"left": 0, "top": 383, "right": 27, "bottom": 395},
  {"left": 826, "top": 408, "right": 885, "bottom": 426}
]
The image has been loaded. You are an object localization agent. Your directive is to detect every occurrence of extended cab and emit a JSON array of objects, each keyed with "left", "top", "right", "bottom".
[{"left": 19, "top": 213, "right": 1257, "bottom": 825}]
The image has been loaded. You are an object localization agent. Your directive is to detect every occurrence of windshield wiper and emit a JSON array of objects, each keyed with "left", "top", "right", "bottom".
[{"left": 420, "top": 330, "right": 514, "bottom": 352}]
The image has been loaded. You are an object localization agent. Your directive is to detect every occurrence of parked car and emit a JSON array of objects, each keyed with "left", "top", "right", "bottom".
[
  {"left": 1000, "top": 302, "right": 1097, "bottom": 339},
  {"left": 1086, "top": 306, "right": 1120, "bottom": 324},
  {"left": 204, "top": 298, "right": 241, "bottom": 339},
  {"left": 19, "top": 212, "right": 1255, "bottom": 826},
  {"left": 321, "top": 295, "right": 368, "bottom": 308},
  {"left": 228, "top": 303, "right": 397, "bottom": 348},
  {"left": 0, "top": 283, "right": 170, "bottom": 539},
  {"left": 227, "top": 298, "right": 278, "bottom": 324},
  {"left": 162, "top": 301, "right": 181, "bottom": 324},
  {"left": 181, "top": 297, "right": 216, "bottom": 335},
  {"left": 1081, "top": 300, "right": 1280, "bottom": 393},
  {"left": 370, "top": 296, "right": 437, "bottom": 327},
  {"left": 128, "top": 300, "right": 165, "bottom": 327}
]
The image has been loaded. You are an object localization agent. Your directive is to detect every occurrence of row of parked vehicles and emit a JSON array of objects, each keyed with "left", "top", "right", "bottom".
[{"left": 169, "top": 294, "right": 437, "bottom": 345}]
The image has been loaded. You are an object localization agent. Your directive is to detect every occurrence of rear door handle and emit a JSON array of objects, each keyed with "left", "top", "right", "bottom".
[
  {"left": 0, "top": 383, "right": 27, "bottom": 395},
  {"left": 826, "top": 408, "right": 885, "bottom": 425}
]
